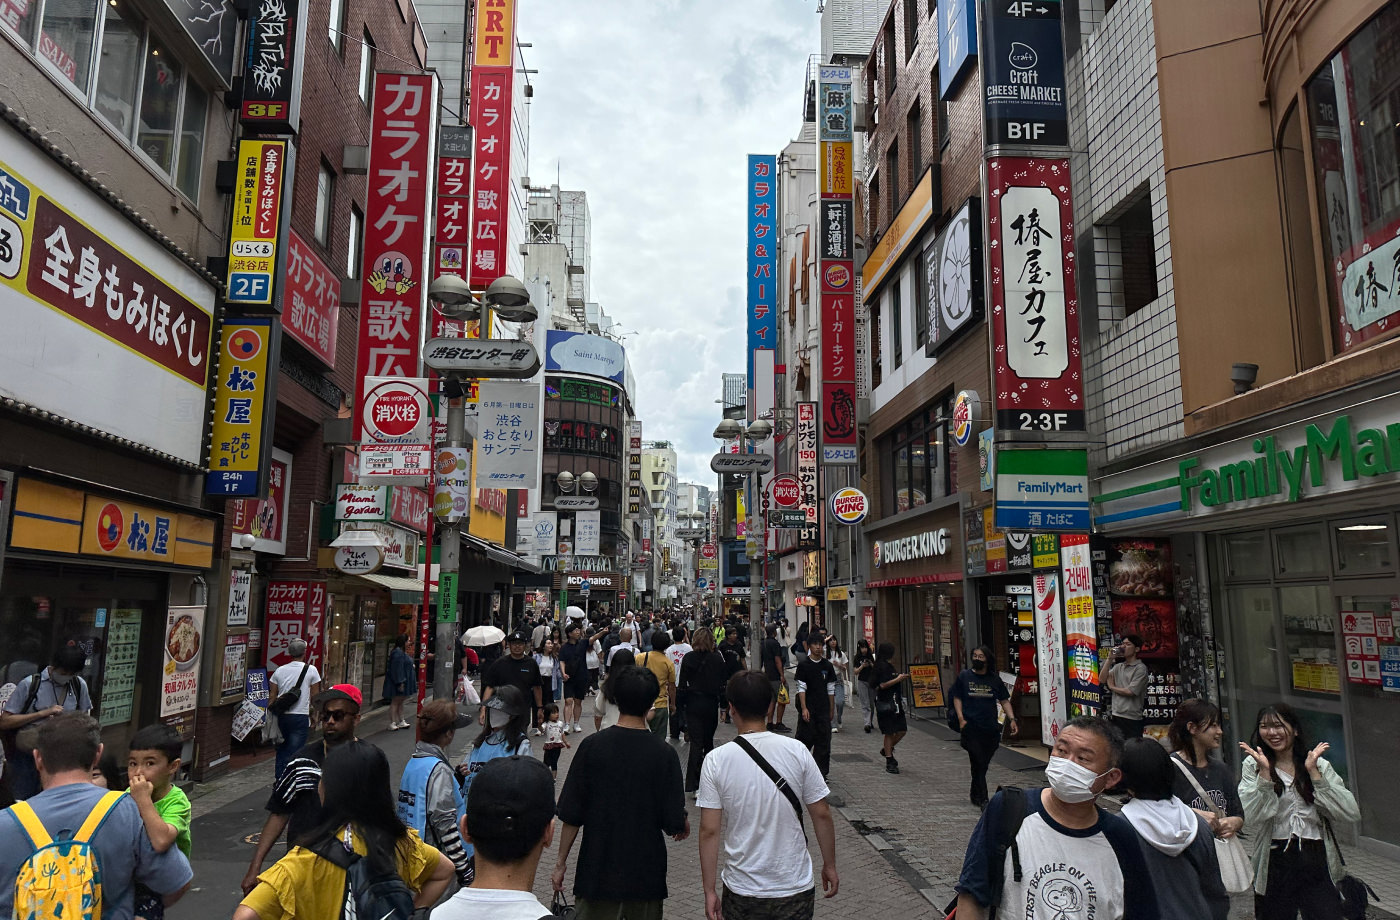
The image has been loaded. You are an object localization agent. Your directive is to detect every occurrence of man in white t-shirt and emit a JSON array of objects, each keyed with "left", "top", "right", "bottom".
[
  {"left": 666, "top": 626, "right": 693, "bottom": 743},
  {"left": 698, "top": 671, "right": 839, "bottom": 920},
  {"left": 268, "top": 639, "right": 321, "bottom": 779},
  {"left": 606, "top": 627, "right": 638, "bottom": 667}
]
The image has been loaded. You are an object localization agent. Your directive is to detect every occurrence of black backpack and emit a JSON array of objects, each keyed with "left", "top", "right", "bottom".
[
  {"left": 313, "top": 839, "right": 416, "bottom": 920},
  {"left": 945, "top": 786, "right": 1028, "bottom": 916}
]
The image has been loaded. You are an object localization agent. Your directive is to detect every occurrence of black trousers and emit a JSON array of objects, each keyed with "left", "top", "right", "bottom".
[
  {"left": 960, "top": 724, "right": 1001, "bottom": 805},
  {"left": 1255, "top": 838, "right": 1342, "bottom": 920},
  {"left": 686, "top": 699, "right": 719, "bottom": 792},
  {"left": 671, "top": 700, "right": 687, "bottom": 739},
  {"left": 1111, "top": 715, "right": 1145, "bottom": 740},
  {"left": 796, "top": 714, "right": 832, "bottom": 777}
]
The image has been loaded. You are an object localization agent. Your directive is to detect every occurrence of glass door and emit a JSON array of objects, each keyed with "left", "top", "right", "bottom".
[{"left": 1333, "top": 584, "right": 1400, "bottom": 848}]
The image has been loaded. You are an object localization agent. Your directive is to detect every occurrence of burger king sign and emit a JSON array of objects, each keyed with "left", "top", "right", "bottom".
[{"left": 828, "top": 487, "right": 868, "bottom": 525}]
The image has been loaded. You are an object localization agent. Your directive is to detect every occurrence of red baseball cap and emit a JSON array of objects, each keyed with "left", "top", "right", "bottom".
[{"left": 313, "top": 684, "right": 363, "bottom": 709}]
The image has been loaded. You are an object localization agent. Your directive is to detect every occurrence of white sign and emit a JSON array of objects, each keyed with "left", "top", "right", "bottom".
[
  {"left": 1033, "top": 573, "right": 1067, "bottom": 746},
  {"left": 336, "top": 484, "right": 390, "bottom": 520},
  {"left": 432, "top": 447, "right": 471, "bottom": 522},
  {"left": 226, "top": 569, "right": 251, "bottom": 626},
  {"left": 358, "top": 444, "right": 432, "bottom": 480},
  {"left": 360, "top": 376, "right": 431, "bottom": 445},
  {"left": 545, "top": 330, "right": 626, "bottom": 383},
  {"left": 1001, "top": 185, "right": 1068, "bottom": 379},
  {"left": 1341, "top": 231, "right": 1400, "bottom": 336},
  {"left": 334, "top": 544, "right": 385, "bottom": 574},
  {"left": 160, "top": 605, "right": 205, "bottom": 718},
  {"left": 797, "top": 402, "right": 818, "bottom": 524},
  {"left": 344, "top": 522, "right": 419, "bottom": 569},
  {"left": 575, "top": 510, "right": 601, "bottom": 555},
  {"left": 531, "top": 512, "right": 558, "bottom": 557},
  {"left": 475, "top": 381, "right": 541, "bottom": 488}
]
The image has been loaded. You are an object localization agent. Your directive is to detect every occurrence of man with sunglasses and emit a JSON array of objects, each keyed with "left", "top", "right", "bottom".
[{"left": 240, "top": 684, "right": 363, "bottom": 895}]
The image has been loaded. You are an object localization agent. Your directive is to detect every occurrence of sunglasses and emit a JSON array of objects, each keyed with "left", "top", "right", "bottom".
[{"left": 323, "top": 708, "right": 357, "bottom": 722}]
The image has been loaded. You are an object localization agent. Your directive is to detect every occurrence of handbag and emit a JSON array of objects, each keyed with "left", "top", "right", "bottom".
[
  {"left": 457, "top": 675, "right": 481, "bottom": 706},
  {"left": 1170, "top": 755, "right": 1252, "bottom": 894},
  {"left": 547, "top": 890, "right": 576, "bottom": 920},
  {"left": 261, "top": 708, "right": 284, "bottom": 745},
  {"left": 1326, "top": 820, "right": 1378, "bottom": 920},
  {"left": 776, "top": 682, "right": 789, "bottom": 705},
  {"left": 268, "top": 663, "right": 310, "bottom": 715}
]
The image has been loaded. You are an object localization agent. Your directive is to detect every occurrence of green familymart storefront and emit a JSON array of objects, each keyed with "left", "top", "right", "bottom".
[{"left": 1093, "top": 392, "right": 1400, "bottom": 859}]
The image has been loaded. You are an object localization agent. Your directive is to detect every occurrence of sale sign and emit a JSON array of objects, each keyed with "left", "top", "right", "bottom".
[
  {"left": 353, "top": 73, "right": 437, "bottom": 441},
  {"left": 467, "top": 0, "right": 517, "bottom": 287}
]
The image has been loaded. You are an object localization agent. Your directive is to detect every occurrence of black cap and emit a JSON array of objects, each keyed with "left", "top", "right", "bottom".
[
  {"left": 466, "top": 755, "right": 555, "bottom": 837},
  {"left": 506, "top": 628, "right": 530, "bottom": 643},
  {"left": 484, "top": 686, "right": 529, "bottom": 717}
]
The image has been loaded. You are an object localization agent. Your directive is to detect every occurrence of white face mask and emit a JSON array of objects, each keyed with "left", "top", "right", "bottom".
[{"left": 1045, "top": 755, "right": 1109, "bottom": 803}]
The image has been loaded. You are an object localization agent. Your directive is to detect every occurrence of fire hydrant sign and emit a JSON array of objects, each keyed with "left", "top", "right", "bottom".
[{"left": 160, "top": 605, "right": 205, "bottom": 718}]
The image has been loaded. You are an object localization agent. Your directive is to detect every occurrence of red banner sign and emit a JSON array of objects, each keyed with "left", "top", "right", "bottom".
[
  {"left": 353, "top": 72, "right": 437, "bottom": 440},
  {"left": 266, "top": 580, "right": 327, "bottom": 672},
  {"left": 284, "top": 230, "right": 341, "bottom": 366},
  {"left": 389, "top": 486, "right": 431, "bottom": 533}
]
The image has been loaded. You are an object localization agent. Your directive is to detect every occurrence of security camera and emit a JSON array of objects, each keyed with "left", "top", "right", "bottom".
[{"left": 1230, "top": 363, "right": 1259, "bottom": 395}]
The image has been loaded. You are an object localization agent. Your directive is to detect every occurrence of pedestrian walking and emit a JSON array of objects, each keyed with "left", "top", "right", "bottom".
[
  {"left": 954, "top": 716, "right": 1159, "bottom": 920},
  {"left": 824, "top": 636, "right": 848, "bottom": 731},
  {"left": 1118, "top": 737, "right": 1229, "bottom": 920},
  {"left": 592, "top": 648, "right": 634, "bottom": 732},
  {"left": 1104, "top": 634, "right": 1149, "bottom": 740},
  {"left": 242, "top": 684, "right": 362, "bottom": 894},
  {"left": 533, "top": 639, "right": 564, "bottom": 734},
  {"left": 871, "top": 642, "right": 909, "bottom": 774},
  {"left": 636, "top": 631, "right": 677, "bottom": 736},
  {"left": 0, "top": 712, "right": 192, "bottom": 920},
  {"left": 587, "top": 631, "right": 603, "bottom": 692},
  {"left": 697, "top": 671, "right": 839, "bottom": 920},
  {"left": 435, "top": 757, "right": 557, "bottom": 920},
  {"left": 851, "top": 639, "right": 876, "bottom": 733},
  {"left": 1238, "top": 702, "right": 1360, "bottom": 920},
  {"left": 236, "top": 741, "right": 454, "bottom": 920},
  {"left": 552, "top": 665, "right": 690, "bottom": 920},
  {"left": 759, "top": 625, "right": 788, "bottom": 731},
  {"left": 606, "top": 626, "right": 638, "bottom": 667},
  {"left": 383, "top": 634, "right": 416, "bottom": 731},
  {"left": 1167, "top": 699, "right": 1245, "bottom": 839},
  {"left": 541, "top": 703, "right": 569, "bottom": 779},
  {"left": 0, "top": 639, "right": 94, "bottom": 800},
  {"left": 950, "top": 646, "right": 1018, "bottom": 808},
  {"left": 560, "top": 623, "right": 591, "bottom": 733},
  {"left": 480, "top": 629, "right": 544, "bottom": 733},
  {"left": 666, "top": 626, "right": 693, "bottom": 743},
  {"left": 263, "top": 638, "right": 321, "bottom": 779},
  {"left": 794, "top": 631, "right": 837, "bottom": 779},
  {"left": 397, "top": 699, "right": 474, "bottom": 891},
  {"left": 678, "top": 628, "right": 728, "bottom": 794}
]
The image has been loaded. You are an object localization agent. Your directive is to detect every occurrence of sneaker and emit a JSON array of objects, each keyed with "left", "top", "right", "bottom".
[
  {"left": 531, "top": 727, "right": 542, "bottom": 737},
  {"left": 864, "top": 725, "right": 872, "bottom": 733},
  {"left": 886, "top": 757, "right": 900, "bottom": 775},
  {"left": 831, "top": 726, "right": 840, "bottom": 733},
  {"left": 772, "top": 723, "right": 792, "bottom": 733},
  {"left": 387, "top": 722, "right": 399, "bottom": 731},
  {"left": 562, "top": 724, "right": 571, "bottom": 735},
  {"left": 574, "top": 722, "right": 583, "bottom": 733}
]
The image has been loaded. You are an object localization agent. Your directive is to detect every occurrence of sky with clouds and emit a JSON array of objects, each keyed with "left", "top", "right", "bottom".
[{"left": 519, "top": 0, "right": 819, "bottom": 486}]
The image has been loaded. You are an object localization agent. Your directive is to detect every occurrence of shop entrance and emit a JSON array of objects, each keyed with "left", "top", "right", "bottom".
[{"left": 1333, "top": 584, "right": 1399, "bottom": 850}]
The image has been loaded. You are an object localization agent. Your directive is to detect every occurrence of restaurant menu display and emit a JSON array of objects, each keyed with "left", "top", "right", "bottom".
[{"left": 99, "top": 609, "right": 141, "bottom": 727}]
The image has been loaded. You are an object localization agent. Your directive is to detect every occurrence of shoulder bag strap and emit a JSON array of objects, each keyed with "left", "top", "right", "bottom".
[
  {"left": 291, "top": 662, "right": 311, "bottom": 692},
  {"left": 732, "top": 736, "right": 806, "bottom": 839},
  {"left": 1171, "top": 754, "right": 1225, "bottom": 820},
  {"left": 1323, "top": 817, "right": 1348, "bottom": 867}
]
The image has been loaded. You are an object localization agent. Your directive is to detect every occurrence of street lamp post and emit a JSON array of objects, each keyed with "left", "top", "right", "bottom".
[
  {"left": 713, "top": 418, "right": 772, "bottom": 665},
  {"left": 554, "top": 469, "right": 598, "bottom": 622}
]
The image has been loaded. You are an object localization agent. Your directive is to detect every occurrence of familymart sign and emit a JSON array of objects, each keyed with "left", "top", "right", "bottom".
[{"left": 1094, "top": 403, "right": 1400, "bottom": 529}]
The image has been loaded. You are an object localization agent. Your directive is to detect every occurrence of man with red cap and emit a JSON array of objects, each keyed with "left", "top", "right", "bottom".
[{"left": 240, "top": 684, "right": 363, "bottom": 895}]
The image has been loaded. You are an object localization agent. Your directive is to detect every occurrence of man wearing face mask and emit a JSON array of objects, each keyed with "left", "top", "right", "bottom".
[
  {"left": 0, "top": 640, "right": 92, "bottom": 801},
  {"left": 954, "top": 716, "right": 1159, "bottom": 920},
  {"left": 950, "top": 646, "right": 1018, "bottom": 809}
]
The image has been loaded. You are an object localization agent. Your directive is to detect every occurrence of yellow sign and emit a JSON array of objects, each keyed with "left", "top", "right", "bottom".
[
  {"left": 909, "top": 664, "right": 945, "bottom": 708},
  {"left": 827, "top": 585, "right": 850, "bottom": 601},
  {"left": 821, "top": 141, "right": 852, "bottom": 196},
  {"left": 983, "top": 508, "right": 1006, "bottom": 568},
  {"left": 472, "top": 0, "right": 516, "bottom": 66},
  {"left": 225, "top": 140, "right": 286, "bottom": 306},
  {"left": 862, "top": 168, "right": 935, "bottom": 294},
  {"left": 804, "top": 550, "right": 821, "bottom": 588},
  {"left": 207, "top": 319, "right": 273, "bottom": 497}
]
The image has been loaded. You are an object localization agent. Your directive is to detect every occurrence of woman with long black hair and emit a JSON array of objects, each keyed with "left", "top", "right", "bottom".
[
  {"left": 852, "top": 638, "right": 876, "bottom": 733},
  {"left": 1238, "top": 702, "right": 1359, "bottom": 920},
  {"left": 678, "top": 628, "right": 728, "bottom": 794},
  {"left": 871, "top": 642, "right": 909, "bottom": 774},
  {"left": 235, "top": 741, "right": 453, "bottom": 920}
]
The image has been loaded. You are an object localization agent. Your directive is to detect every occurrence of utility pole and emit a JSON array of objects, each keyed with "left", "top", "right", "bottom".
[{"left": 435, "top": 394, "right": 467, "bottom": 703}]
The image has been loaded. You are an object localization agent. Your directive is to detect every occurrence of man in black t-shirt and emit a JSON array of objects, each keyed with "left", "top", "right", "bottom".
[
  {"left": 760, "top": 625, "right": 789, "bottom": 732},
  {"left": 481, "top": 629, "right": 544, "bottom": 729},
  {"left": 552, "top": 665, "right": 688, "bottom": 917},
  {"left": 951, "top": 646, "right": 1018, "bottom": 808},
  {"left": 794, "top": 631, "right": 838, "bottom": 778}
]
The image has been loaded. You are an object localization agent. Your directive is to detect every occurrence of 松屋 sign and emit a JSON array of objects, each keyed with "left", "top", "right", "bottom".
[{"left": 207, "top": 319, "right": 274, "bottom": 497}]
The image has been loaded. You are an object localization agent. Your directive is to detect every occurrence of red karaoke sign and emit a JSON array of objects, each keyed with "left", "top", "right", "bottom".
[{"left": 466, "top": 0, "right": 516, "bottom": 287}]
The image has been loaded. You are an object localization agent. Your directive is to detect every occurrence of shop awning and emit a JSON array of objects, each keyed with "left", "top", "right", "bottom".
[
  {"left": 356, "top": 572, "right": 436, "bottom": 605},
  {"left": 461, "top": 533, "right": 542, "bottom": 574}
]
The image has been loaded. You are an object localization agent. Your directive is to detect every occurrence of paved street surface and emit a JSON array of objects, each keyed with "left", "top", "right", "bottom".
[{"left": 179, "top": 695, "right": 1400, "bottom": 920}]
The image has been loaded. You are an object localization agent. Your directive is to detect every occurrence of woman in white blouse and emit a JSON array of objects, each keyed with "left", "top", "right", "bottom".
[{"left": 1238, "top": 702, "right": 1359, "bottom": 920}]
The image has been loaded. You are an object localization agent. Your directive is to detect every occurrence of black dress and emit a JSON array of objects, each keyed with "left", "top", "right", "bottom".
[{"left": 872, "top": 659, "right": 907, "bottom": 735}]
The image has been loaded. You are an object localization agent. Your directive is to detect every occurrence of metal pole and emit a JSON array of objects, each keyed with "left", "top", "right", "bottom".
[
  {"left": 748, "top": 471, "right": 762, "bottom": 666},
  {"left": 436, "top": 393, "right": 466, "bottom": 703}
]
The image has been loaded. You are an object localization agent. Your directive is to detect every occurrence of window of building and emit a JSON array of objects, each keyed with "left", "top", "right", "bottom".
[
  {"left": 1302, "top": 3, "right": 1400, "bottom": 354},
  {"left": 869, "top": 174, "right": 881, "bottom": 235},
  {"left": 328, "top": 0, "right": 346, "bottom": 51},
  {"left": 907, "top": 101, "right": 922, "bottom": 186},
  {"left": 883, "top": 18, "right": 897, "bottom": 92},
  {"left": 347, "top": 204, "right": 363, "bottom": 278},
  {"left": 175, "top": 83, "right": 207, "bottom": 201},
  {"left": 39, "top": 0, "right": 100, "bottom": 92},
  {"left": 94, "top": 0, "right": 143, "bottom": 135},
  {"left": 1096, "top": 187, "right": 1158, "bottom": 320},
  {"left": 315, "top": 161, "right": 335, "bottom": 246},
  {"left": 886, "top": 140, "right": 900, "bottom": 216},
  {"left": 891, "top": 276, "right": 903, "bottom": 369},
  {"left": 934, "top": 66, "right": 950, "bottom": 150},
  {"left": 136, "top": 36, "right": 181, "bottom": 173},
  {"left": 883, "top": 401, "right": 950, "bottom": 514},
  {"left": 913, "top": 245, "right": 928, "bottom": 350},
  {"left": 870, "top": 293, "right": 883, "bottom": 390},
  {"left": 358, "top": 30, "right": 376, "bottom": 103},
  {"left": 903, "top": 0, "right": 918, "bottom": 59}
]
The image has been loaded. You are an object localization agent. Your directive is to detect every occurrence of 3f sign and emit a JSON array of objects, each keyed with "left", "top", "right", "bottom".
[{"left": 1007, "top": 122, "right": 1047, "bottom": 140}]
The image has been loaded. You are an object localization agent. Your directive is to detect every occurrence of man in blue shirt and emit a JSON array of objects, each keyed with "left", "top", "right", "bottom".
[{"left": 0, "top": 713, "right": 192, "bottom": 920}]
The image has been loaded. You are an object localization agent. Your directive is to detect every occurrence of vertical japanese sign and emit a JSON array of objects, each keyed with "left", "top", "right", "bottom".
[
  {"left": 1032, "top": 572, "right": 1067, "bottom": 744},
  {"left": 207, "top": 318, "right": 274, "bottom": 496},
  {"left": 746, "top": 154, "right": 776, "bottom": 391},
  {"left": 466, "top": 0, "right": 516, "bottom": 287},
  {"left": 353, "top": 73, "right": 437, "bottom": 440},
  {"left": 575, "top": 510, "right": 601, "bottom": 556},
  {"left": 818, "top": 66, "right": 857, "bottom": 465},
  {"left": 227, "top": 569, "right": 252, "bottom": 626},
  {"left": 239, "top": 0, "right": 305, "bottom": 134},
  {"left": 265, "top": 580, "right": 326, "bottom": 671},
  {"left": 475, "top": 380, "right": 540, "bottom": 488},
  {"left": 225, "top": 140, "right": 287, "bottom": 307},
  {"left": 433, "top": 124, "right": 472, "bottom": 280},
  {"left": 938, "top": 0, "right": 976, "bottom": 99},
  {"left": 305, "top": 581, "right": 326, "bottom": 672},
  {"left": 284, "top": 231, "right": 340, "bottom": 366},
  {"left": 1060, "top": 533, "right": 1099, "bottom": 715},
  {"left": 986, "top": 157, "right": 1084, "bottom": 434},
  {"left": 796, "top": 402, "right": 818, "bottom": 523}
]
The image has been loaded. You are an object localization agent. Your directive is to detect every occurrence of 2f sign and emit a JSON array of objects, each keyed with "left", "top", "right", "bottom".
[{"left": 1007, "top": 122, "right": 1047, "bottom": 140}]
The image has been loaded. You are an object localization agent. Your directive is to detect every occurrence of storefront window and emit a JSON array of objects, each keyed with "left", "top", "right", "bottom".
[
  {"left": 0, "top": 0, "right": 39, "bottom": 46},
  {"left": 894, "top": 443, "right": 910, "bottom": 511},
  {"left": 882, "top": 400, "right": 951, "bottom": 516},
  {"left": 38, "top": 0, "right": 97, "bottom": 91},
  {"left": 1280, "top": 585, "right": 1340, "bottom": 697},
  {"left": 1273, "top": 524, "right": 1329, "bottom": 578},
  {"left": 93, "top": 0, "right": 141, "bottom": 134},
  {"left": 1333, "top": 519, "right": 1394, "bottom": 574},
  {"left": 175, "top": 81, "right": 206, "bottom": 201},
  {"left": 1227, "top": 585, "right": 1279, "bottom": 695},
  {"left": 136, "top": 35, "right": 181, "bottom": 172},
  {"left": 1306, "top": 2, "right": 1400, "bottom": 352},
  {"left": 1224, "top": 530, "right": 1271, "bottom": 579}
]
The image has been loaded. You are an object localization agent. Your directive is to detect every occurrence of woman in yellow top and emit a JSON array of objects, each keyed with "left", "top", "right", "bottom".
[{"left": 235, "top": 741, "right": 455, "bottom": 920}]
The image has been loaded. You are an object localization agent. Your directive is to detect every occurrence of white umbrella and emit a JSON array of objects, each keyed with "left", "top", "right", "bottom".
[
  {"left": 566, "top": 606, "right": 588, "bottom": 620},
  {"left": 462, "top": 625, "right": 506, "bottom": 647}
]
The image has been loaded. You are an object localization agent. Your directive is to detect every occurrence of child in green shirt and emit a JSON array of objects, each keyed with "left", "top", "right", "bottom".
[{"left": 128, "top": 723, "right": 192, "bottom": 919}]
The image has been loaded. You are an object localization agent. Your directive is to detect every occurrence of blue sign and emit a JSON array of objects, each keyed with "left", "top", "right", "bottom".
[
  {"left": 981, "top": 0, "right": 1068, "bottom": 146},
  {"left": 544, "top": 330, "right": 627, "bottom": 386},
  {"left": 1383, "top": 646, "right": 1400, "bottom": 693},
  {"left": 994, "top": 448, "right": 1091, "bottom": 532},
  {"left": 246, "top": 668, "right": 270, "bottom": 707},
  {"left": 746, "top": 154, "right": 778, "bottom": 383},
  {"left": 0, "top": 166, "right": 33, "bottom": 219},
  {"left": 938, "top": 0, "right": 977, "bottom": 100},
  {"left": 696, "top": 577, "right": 710, "bottom": 591},
  {"left": 579, "top": 580, "right": 592, "bottom": 593}
]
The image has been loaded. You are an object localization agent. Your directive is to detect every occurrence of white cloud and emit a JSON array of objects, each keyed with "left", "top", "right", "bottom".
[{"left": 520, "top": 0, "right": 816, "bottom": 484}]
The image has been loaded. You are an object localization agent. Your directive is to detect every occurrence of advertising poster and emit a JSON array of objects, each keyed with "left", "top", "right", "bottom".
[
  {"left": 98, "top": 609, "right": 141, "bottom": 727},
  {"left": 224, "top": 139, "right": 286, "bottom": 306},
  {"left": 284, "top": 231, "right": 341, "bottom": 366},
  {"left": 159, "top": 605, "right": 205, "bottom": 718},
  {"left": 265, "top": 581, "right": 307, "bottom": 669},
  {"left": 221, "top": 636, "right": 248, "bottom": 696},
  {"left": 1060, "top": 533, "right": 1099, "bottom": 715},
  {"left": 475, "top": 381, "right": 540, "bottom": 488},
  {"left": 227, "top": 568, "right": 252, "bottom": 626},
  {"left": 575, "top": 510, "right": 601, "bottom": 556},
  {"left": 1032, "top": 573, "right": 1067, "bottom": 744},
  {"left": 1107, "top": 539, "right": 1178, "bottom": 659},
  {"left": 909, "top": 664, "right": 945, "bottom": 708},
  {"left": 1342, "top": 611, "right": 1381, "bottom": 686},
  {"left": 981, "top": 0, "right": 1068, "bottom": 146},
  {"left": 228, "top": 449, "right": 291, "bottom": 553},
  {"left": 245, "top": 668, "right": 270, "bottom": 707}
]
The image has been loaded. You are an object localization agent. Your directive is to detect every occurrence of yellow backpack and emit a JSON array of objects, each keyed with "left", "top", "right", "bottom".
[{"left": 11, "top": 790, "right": 124, "bottom": 920}]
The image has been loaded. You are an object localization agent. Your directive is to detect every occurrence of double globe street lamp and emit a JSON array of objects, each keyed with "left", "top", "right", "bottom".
[{"left": 711, "top": 418, "right": 773, "bottom": 664}]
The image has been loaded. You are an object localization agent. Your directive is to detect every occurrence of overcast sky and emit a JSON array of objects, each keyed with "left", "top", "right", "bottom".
[{"left": 520, "top": 0, "right": 818, "bottom": 486}]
